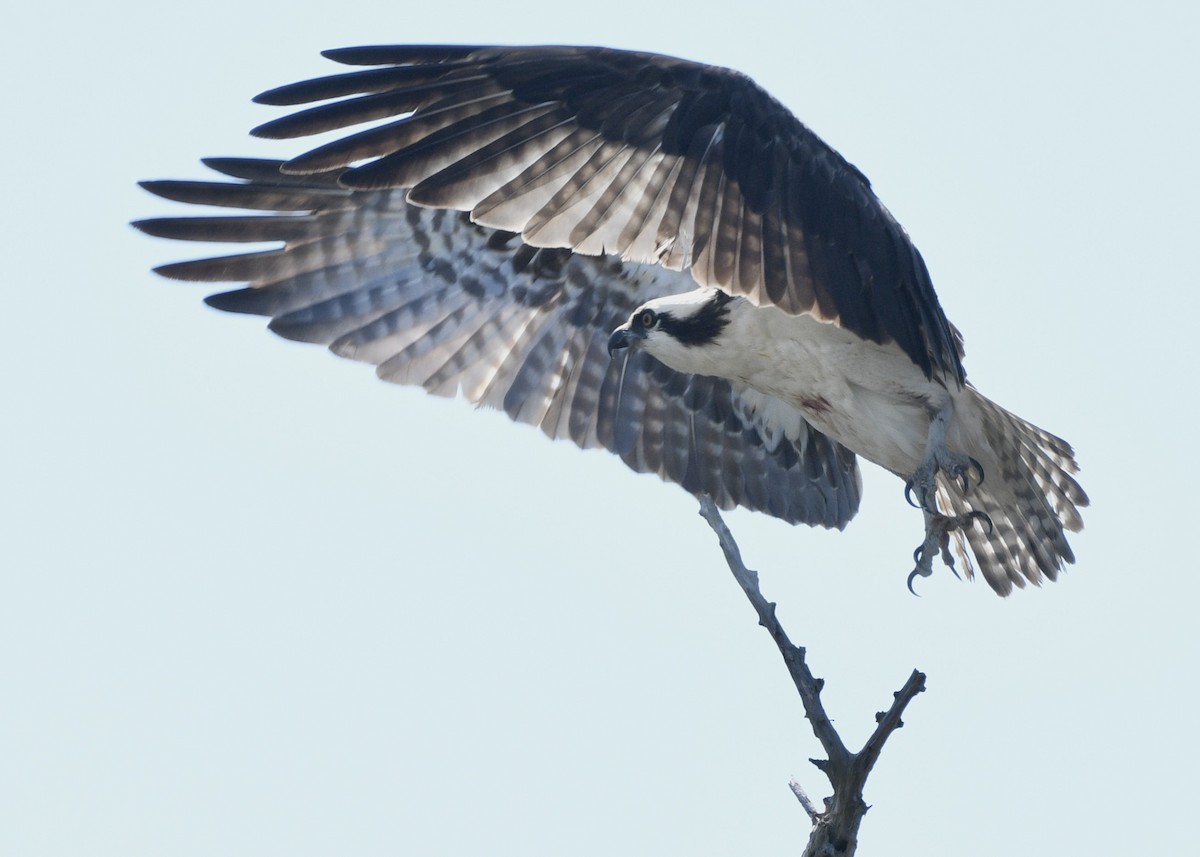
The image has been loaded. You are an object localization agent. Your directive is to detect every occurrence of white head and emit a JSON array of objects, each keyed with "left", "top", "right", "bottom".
[{"left": 607, "top": 288, "right": 739, "bottom": 376}]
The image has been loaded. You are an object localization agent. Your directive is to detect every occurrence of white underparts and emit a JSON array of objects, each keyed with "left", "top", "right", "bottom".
[{"left": 640, "top": 295, "right": 953, "bottom": 476}]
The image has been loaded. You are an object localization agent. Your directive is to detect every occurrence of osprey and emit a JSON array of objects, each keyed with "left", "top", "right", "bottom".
[{"left": 137, "top": 45, "right": 1087, "bottom": 595}]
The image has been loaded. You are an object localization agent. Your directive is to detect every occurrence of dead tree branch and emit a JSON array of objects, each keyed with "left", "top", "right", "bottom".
[{"left": 697, "top": 497, "right": 926, "bottom": 857}]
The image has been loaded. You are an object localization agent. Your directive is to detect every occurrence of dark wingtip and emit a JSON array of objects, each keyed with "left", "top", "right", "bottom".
[
  {"left": 320, "top": 47, "right": 359, "bottom": 62},
  {"left": 199, "top": 157, "right": 285, "bottom": 179},
  {"left": 252, "top": 86, "right": 295, "bottom": 106},
  {"left": 131, "top": 218, "right": 176, "bottom": 238},
  {"left": 138, "top": 179, "right": 177, "bottom": 200},
  {"left": 320, "top": 46, "right": 398, "bottom": 66},
  {"left": 249, "top": 116, "right": 290, "bottom": 140},
  {"left": 266, "top": 315, "right": 332, "bottom": 345},
  {"left": 321, "top": 44, "right": 485, "bottom": 66},
  {"left": 151, "top": 261, "right": 195, "bottom": 281},
  {"left": 252, "top": 78, "right": 336, "bottom": 106},
  {"left": 204, "top": 288, "right": 275, "bottom": 316}
]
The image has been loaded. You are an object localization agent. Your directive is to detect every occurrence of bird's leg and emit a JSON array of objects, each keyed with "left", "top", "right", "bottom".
[
  {"left": 904, "top": 397, "right": 990, "bottom": 593},
  {"left": 908, "top": 508, "right": 994, "bottom": 594},
  {"left": 909, "top": 510, "right": 955, "bottom": 593},
  {"left": 904, "top": 397, "right": 984, "bottom": 514}
]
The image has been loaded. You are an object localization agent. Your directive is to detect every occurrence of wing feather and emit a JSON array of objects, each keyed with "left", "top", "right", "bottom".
[
  {"left": 244, "top": 45, "right": 962, "bottom": 381},
  {"left": 138, "top": 160, "right": 862, "bottom": 527}
]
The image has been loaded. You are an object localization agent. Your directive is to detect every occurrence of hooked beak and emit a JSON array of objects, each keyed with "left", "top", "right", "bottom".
[{"left": 607, "top": 325, "right": 642, "bottom": 358}]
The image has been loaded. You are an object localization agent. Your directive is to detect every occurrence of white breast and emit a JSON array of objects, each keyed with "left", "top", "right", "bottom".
[{"left": 654, "top": 300, "right": 956, "bottom": 476}]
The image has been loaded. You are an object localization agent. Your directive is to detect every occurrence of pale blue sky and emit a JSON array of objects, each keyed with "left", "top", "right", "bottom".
[{"left": 4, "top": 2, "right": 1198, "bottom": 854}]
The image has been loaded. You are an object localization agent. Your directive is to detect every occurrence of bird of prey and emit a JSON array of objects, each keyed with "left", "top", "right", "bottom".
[{"left": 137, "top": 45, "right": 1087, "bottom": 596}]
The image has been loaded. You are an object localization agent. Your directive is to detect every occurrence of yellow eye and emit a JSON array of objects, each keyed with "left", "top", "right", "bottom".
[{"left": 639, "top": 310, "right": 656, "bottom": 328}]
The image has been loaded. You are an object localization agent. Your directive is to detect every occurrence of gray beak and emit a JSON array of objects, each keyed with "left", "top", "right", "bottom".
[{"left": 607, "top": 326, "right": 639, "bottom": 358}]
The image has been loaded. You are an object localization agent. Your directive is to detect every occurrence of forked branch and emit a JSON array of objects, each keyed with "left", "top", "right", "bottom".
[{"left": 697, "top": 497, "right": 926, "bottom": 857}]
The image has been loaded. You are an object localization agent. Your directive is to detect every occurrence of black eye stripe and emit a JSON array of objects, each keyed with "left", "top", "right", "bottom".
[{"left": 655, "top": 292, "right": 733, "bottom": 346}]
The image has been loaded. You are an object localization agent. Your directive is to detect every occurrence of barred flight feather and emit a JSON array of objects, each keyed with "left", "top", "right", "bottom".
[
  {"left": 137, "top": 159, "right": 861, "bottom": 529},
  {"left": 139, "top": 45, "right": 1088, "bottom": 595}
]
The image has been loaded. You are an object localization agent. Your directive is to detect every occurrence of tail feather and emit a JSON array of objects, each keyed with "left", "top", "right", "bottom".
[{"left": 942, "top": 390, "right": 1089, "bottom": 595}]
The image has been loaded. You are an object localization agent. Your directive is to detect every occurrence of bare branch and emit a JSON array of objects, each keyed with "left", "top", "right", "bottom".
[
  {"left": 856, "top": 670, "right": 926, "bottom": 780},
  {"left": 789, "top": 779, "right": 821, "bottom": 822},
  {"left": 696, "top": 497, "right": 850, "bottom": 768},
  {"left": 697, "top": 497, "right": 926, "bottom": 857}
]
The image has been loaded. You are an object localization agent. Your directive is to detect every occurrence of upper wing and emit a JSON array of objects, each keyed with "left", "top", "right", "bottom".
[
  {"left": 250, "top": 44, "right": 964, "bottom": 383},
  {"left": 136, "top": 158, "right": 862, "bottom": 528}
]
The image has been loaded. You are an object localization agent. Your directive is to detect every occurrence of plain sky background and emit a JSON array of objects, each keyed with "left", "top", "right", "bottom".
[{"left": 4, "top": 2, "right": 1199, "bottom": 854}]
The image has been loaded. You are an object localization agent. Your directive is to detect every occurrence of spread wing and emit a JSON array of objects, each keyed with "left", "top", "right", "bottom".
[
  {"left": 137, "top": 158, "right": 862, "bottom": 527},
  {"left": 250, "top": 44, "right": 964, "bottom": 383}
]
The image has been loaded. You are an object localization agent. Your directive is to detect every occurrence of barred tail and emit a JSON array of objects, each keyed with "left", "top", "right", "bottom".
[{"left": 941, "top": 390, "right": 1089, "bottom": 595}]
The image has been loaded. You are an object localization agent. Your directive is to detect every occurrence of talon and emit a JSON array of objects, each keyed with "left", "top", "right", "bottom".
[
  {"left": 904, "top": 481, "right": 920, "bottom": 509},
  {"left": 965, "top": 509, "right": 994, "bottom": 535},
  {"left": 906, "top": 568, "right": 925, "bottom": 596},
  {"left": 951, "top": 457, "right": 986, "bottom": 494},
  {"left": 969, "top": 457, "right": 985, "bottom": 488},
  {"left": 909, "top": 534, "right": 936, "bottom": 596},
  {"left": 944, "top": 549, "right": 962, "bottom": 581}
]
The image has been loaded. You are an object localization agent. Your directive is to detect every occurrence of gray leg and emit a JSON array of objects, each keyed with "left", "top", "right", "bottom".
[
  {"left": 908, "top": 508, "right": 994, "bottom": 594},
  {"left": 904, "top": 398, "right": 990, "bottom": 592},
  {"left": 904, "top": 398, "right": 984, "bottom": 514}
]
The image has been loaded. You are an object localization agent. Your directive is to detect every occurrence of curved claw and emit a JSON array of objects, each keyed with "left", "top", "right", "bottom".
[
  {"left": 946, "top": 457, "right": 987, "bottom": 495},
  {"left": 945, "top": 552, "right": 962, "bottom": 581},
  {"left": 965, "top": 509, "right": 994, "bottom": 535},
  {"left": 909, "top": 482, "right": 940, "bottom": 514},
  {"left": 906, "top": 567, "right": 925, "bottom": 597},
  {"left": 969, "top": 457, "right": 985, "bottom": 488}
]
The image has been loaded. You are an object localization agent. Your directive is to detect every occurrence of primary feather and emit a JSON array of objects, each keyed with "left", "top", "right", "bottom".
[
  {"left": 138, "top": 157, "right": 861, "bottom": 529},
  {"left": 137, "top": 45, "right": 1087, "bottom": 595}
]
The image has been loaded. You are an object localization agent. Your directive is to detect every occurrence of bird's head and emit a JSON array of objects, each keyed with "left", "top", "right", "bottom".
[{"left": 607, "top": 288, "right": 737, "bottom": 374}]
